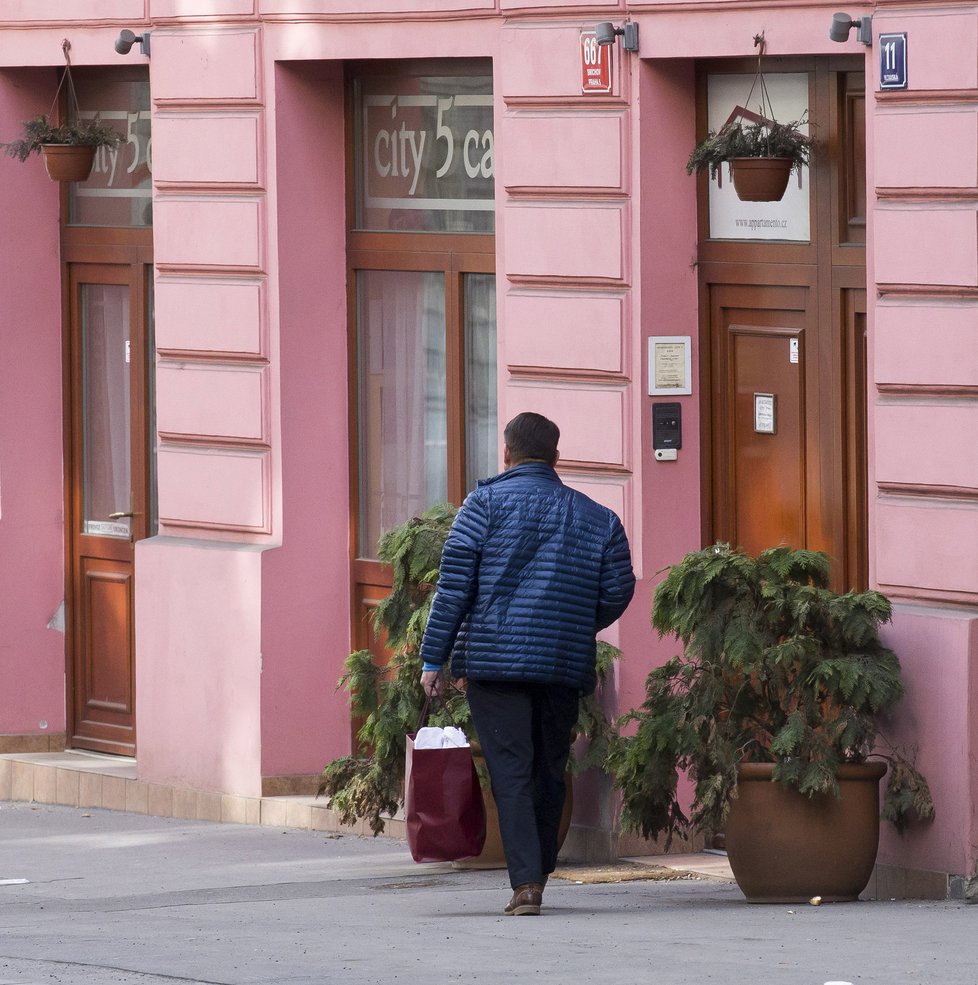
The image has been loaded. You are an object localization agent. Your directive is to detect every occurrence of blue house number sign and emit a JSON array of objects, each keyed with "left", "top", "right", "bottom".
[{"left": 879, "top": 33, "right": 908, "bottom": 90}]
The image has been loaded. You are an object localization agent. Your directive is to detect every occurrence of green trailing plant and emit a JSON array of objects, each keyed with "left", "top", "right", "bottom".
[
  {"left": 686, "top": 117, "right": 812, "bottom": 181},
  {"left": 607, "top": 543, "right": 934, "bottom": 847},
  {"left": 1, "top": 114, "right": 122, "bottom": 162},
  {"left": 319, "top": 502, "right": 622, "bottom": 835}
]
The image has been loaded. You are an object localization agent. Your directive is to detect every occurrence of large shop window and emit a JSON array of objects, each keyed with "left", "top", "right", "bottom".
[{"left": 350, "top": 63, "right": 496, "bottom": 560}]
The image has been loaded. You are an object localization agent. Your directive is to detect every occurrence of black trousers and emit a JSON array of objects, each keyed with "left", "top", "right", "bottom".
[{"left": 466, "top": 679, "right": 581, "bottom": 889}]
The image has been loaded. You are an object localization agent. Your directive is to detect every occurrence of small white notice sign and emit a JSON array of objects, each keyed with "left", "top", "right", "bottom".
[
  {"left": 648, "top": 336, "right": 692, "bottom": 395},
  {"left": 754, "top": 393, "right": 776, "bottom": 434}
]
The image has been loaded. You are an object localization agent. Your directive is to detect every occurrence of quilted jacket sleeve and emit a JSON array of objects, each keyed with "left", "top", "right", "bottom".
[
  {"left": 595, "top": 514, "right": 636, "bottom": 631},
  {"left": 419, "top": 492, "right": 489, "bottom": 669}
]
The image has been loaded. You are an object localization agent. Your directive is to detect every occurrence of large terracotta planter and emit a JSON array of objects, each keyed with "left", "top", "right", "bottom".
[
  {"left": 729, "top": 156, "right": 793, "bottom": 202},
  {"left": 725, "top": 761, "right": 887, "bottom": 903},
  {"left": 41, "top": 144, "right": 96, "bottom": 182}
]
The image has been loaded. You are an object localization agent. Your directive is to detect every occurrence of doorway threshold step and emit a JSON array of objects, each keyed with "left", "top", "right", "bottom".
[{"left": 0, "top": 751, "right": 403, "bottom": 840}]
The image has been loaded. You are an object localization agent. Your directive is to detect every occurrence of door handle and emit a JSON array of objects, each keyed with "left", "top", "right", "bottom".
[{"left": 109, "top": 511, "right": 137, "bottom": 519}]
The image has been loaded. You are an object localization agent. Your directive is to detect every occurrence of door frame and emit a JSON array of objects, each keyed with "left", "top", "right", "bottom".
[
  {"left": 694, "top": 56, "right": 868, "bottom": 586},
  {"left": 62, "top": 226, "right": 153, "bottom": 754}
]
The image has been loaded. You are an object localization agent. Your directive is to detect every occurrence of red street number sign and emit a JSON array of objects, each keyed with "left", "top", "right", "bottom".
[{"left": 580, "top": 31, "right": 612, "bottom": 93}]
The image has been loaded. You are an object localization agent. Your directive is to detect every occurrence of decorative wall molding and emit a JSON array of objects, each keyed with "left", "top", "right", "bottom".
[
  {"left": 877, "top": 383, "right": 978, "bottom": 398},
  {"left": 877, "top": 284, "right": 978, "bottom": 300},
  {"left": 878, "top": 481, "right": 978, "bottom": 502},
  {"left": 876, "top": 187, "right": 978, "bottom": 202}
]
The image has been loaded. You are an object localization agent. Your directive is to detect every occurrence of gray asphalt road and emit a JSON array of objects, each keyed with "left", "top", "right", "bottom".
[{"left": 0, "top": 802, "right": 970, "bottom": 985}]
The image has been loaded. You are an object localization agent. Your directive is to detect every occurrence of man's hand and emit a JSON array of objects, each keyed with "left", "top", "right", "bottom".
[{"left": 420, "top": 669, "right": 443, "bottom": 695}]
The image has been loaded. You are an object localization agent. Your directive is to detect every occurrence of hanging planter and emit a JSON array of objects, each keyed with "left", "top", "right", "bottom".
[
  {"left": 0, "top": 39, "right": 121, "bottom": 182},
  {"left": 728, "top": 156, "right": 794, "bottom": 202},
  {"left": 686, "top": 33, "right": 812, "bottom": 203},
  {"left": 40, "top": 143, "right": 98, "bottom": 182}
]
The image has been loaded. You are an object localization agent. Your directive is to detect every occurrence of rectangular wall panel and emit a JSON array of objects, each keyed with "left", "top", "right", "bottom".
[
  {"left": 152, "top": 29, "right": 259, "bottom": 103},
  {"left": 876, "top": 500, "right": 978, "bottom": 596},
  {"left": 155, "top": 280, "right": 265, "bottom": 356},
  {"left": 506, "top": 293, "right": 623, "bottom": 372},
  {"left": 156, "top": 364, "right": 268, "bottom": 442},
  {"left": 875, "top": 112, "right": 978, "bottom": 189},
  {"left": 155, "top": 198, "right": 263, "bottom": 269},
  {"left": 153, "top": 115, "right": 261, "bottom": 185},
  {"left": 874, "top": 210, "right": 978, "bottom": 286},
  {"left": 158, "top": 447, "right": 270, "bottom": 532},
  {"left": 875, "top": 303, "right": 978, "bottom": 386},
  {"left": 874, "top": 13, "right": 978, "bottom": 91},
  {"left": 0, "top": 1, "right": 142, "bottom": 20},
  {"left": 505, "top": 204, "right": 623, "bottom": 281},
  {"left": 876, "top": 402, "right": 978, "bottom": 489},
  {"left": 503, "top": 114, "right": 623, "bottom": 190}
]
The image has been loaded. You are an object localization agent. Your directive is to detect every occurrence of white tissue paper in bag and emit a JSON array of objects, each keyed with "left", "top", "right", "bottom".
[{"left": 414, "top": 726, "right": 470, "bottom": 749}]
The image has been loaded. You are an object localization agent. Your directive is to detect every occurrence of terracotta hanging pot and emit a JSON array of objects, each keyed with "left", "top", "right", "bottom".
[
  {"left": 729, "top": 156, "right": 793, "bottom": 202},
  {"left": 41, "top": 143, "right": 96, "bottom": 182},
  {"left": 724, "top": 761, "right": 887, "bottom": 903}
]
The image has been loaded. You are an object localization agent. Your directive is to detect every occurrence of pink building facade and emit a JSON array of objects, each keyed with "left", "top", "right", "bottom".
[{"left": 1, "top": 2, "right": 975, "bottom": 897}]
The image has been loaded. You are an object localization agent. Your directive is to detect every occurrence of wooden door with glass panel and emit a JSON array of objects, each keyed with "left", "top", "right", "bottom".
[
  {"left": 66, "top": 260, "right": 151, "bottom": 755},
  {"left": 699, "top": 61, "right": 867, "bottom": 589}
]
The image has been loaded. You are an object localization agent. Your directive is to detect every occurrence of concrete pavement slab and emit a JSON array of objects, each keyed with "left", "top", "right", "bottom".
[{"left": 0, "top": 802, "right": 971, "bottom": 985}]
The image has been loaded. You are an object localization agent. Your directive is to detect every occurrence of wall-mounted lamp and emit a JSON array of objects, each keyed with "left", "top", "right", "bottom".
[
  {"left": 829, "top": 12, "right": 873, "bottom": 45},
  {"left": 115, "top": 29, "right": 151, "bottom": 57},
  {"left": 595, "top": 21, "right": 640, "bottom": 53}
]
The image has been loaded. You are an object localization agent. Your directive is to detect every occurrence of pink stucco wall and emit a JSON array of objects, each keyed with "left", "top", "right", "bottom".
[
  {"left": 258, "top": 61, "right": 351, "bottom": 777},
  {"left": 135, "top": 539, "right": 263, "bottom": 795},
  {"left": 0, "top": 68, "right": 66, "bottom": 737}
]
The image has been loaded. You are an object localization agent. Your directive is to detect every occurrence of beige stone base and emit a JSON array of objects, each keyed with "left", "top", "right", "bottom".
[
  {"left": 0, "top": 733, "right": 66, "bottom": 754},
  {"left": 0, "top": 751, "right": 395, "bottom": 838},
  {"left": 862, "top": 862, "right": 952, "bottom": 901}
]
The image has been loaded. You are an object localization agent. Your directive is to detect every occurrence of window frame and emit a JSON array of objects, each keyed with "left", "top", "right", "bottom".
[{"left": 346, "top": 60, "right": 496, "bottom": 564}]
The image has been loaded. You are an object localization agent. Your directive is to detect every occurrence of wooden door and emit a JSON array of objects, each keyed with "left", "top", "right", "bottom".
[
  {"left": 65, "top": 257, "right": 152, "bottom": 755},
  {"left": 699, "top": 61, "right": 867, "bottom": 588}
]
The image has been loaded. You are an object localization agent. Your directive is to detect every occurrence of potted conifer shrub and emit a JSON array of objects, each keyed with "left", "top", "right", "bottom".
[
  {"left": 608, "top": 543, "right": 934, "bottom": 903},
  {"left": 319, "top": 503, "right": 620, "bottom": 862}
]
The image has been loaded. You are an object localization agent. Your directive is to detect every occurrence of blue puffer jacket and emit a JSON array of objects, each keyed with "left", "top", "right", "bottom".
[{"left": 419, "top": 461, "right": 635, "bottom": 694}]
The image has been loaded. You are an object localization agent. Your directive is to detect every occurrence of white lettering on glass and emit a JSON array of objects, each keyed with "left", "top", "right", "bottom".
[
  {"left": 435, "top": 97, "right": 454, "bottom": 178},
  {"left": 364, "top": 92, "right": 494, "bottom": 209}
]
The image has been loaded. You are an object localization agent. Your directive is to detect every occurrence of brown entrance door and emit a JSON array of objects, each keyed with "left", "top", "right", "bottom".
[
  {"left": 65, "top": 257, "right": 152, "bottom": 755},
  {"left": 699, "top": 61, "right": 867, "bottom": 588}
]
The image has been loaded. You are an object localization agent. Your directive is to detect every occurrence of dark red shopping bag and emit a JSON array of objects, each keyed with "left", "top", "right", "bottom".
[{"left": 404, "top": 703, "right": 486, "bottom": 863}]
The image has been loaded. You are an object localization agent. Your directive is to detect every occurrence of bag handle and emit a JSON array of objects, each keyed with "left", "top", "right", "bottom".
[{"left": 415, "top": 687, "right": 465, "bottom": 732}]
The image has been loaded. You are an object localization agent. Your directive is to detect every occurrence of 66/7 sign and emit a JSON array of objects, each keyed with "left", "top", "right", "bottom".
[{"left": 581, "top": 31, "right": 612, "bottom": 93}]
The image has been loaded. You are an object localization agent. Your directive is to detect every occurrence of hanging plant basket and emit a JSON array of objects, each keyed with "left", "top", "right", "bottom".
[
  {"left": 729, "top": 156, "right": 793, "bottom": 202},
  {"left": 41, "top": 143, "right": 96, "bottom": 182},
  {"left": 0, "top": 40, "right": 120, "bottom": 183},
  {"left": 685, "top": 33, "right": 812, "bottom": 205}
]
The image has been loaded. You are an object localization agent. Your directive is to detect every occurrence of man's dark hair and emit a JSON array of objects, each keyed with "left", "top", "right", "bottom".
[{"left": 504, "top": 413, "right": 560, "bottom": 465}]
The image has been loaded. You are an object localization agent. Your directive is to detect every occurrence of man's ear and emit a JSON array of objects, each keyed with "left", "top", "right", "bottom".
[
  {"left": 503, "top": 443, "right": 512, "bottom": 467},
  {"left": 553, "top": 451, "right": 560, "bottom": 466}
]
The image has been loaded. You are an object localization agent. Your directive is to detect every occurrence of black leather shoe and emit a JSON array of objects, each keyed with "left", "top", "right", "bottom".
[{"left": 504, "top": 882, "right": 544, "bottom": 916}]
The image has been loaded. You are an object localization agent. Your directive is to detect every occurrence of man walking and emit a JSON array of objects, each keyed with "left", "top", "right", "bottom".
[{"left": 419, "top": 412, "right": 635, "bottom": 916}]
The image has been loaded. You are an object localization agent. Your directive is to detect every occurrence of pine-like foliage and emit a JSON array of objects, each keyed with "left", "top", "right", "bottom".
[
  {"left": 607, "top": 543, "right": 934, "bottom": 845},
  {"left": 686, "top": 117, "right": 812, "bottom": 180},
  {"left": 2, "top": 114, "right": 122, "bottom": 161},
  {"left": 319, "top": 502, "right": 622, "bottom": 834}
]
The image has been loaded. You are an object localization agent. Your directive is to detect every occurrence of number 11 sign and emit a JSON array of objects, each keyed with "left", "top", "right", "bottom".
[{"left": 879, "top": 33, "right": 908, "bottom": 90}]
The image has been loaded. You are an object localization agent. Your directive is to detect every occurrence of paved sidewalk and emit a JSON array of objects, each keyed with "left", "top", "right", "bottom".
[{"left": 0, "top": 801, "right": 971, "bottom": 985}]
